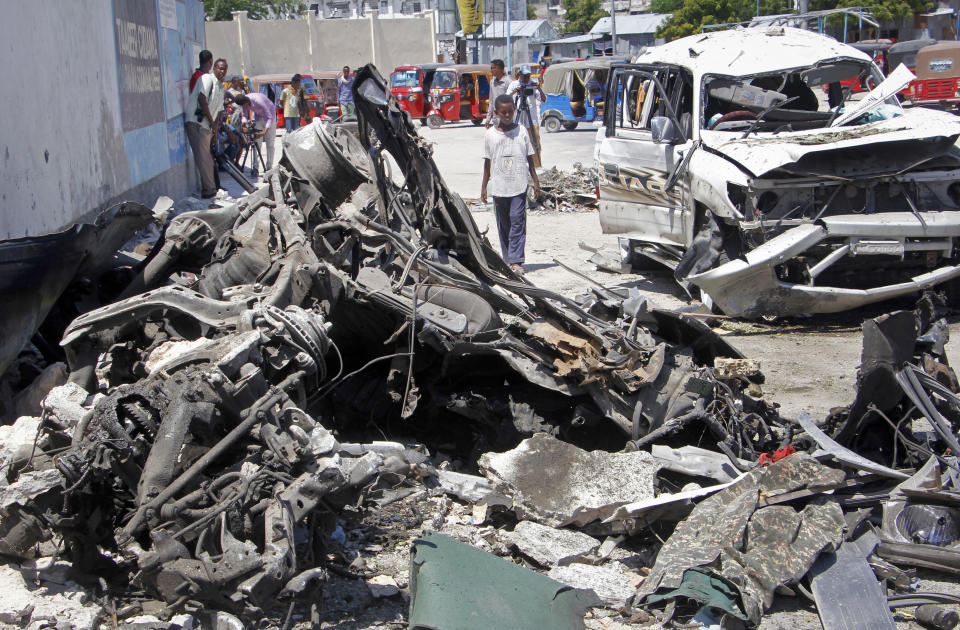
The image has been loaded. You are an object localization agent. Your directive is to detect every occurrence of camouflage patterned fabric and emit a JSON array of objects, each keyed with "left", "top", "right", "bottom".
[{"left": 637, "top": 453, "right": 846, "bottom": 625}]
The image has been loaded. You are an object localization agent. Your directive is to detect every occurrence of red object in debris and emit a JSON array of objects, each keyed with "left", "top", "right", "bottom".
[{"left": 758, "top": 445, "right": 796, "bottom": 466}]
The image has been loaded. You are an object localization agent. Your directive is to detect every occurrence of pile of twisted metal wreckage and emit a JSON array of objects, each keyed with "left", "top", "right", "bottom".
[{"left": 3, "top": 65, "right": 960, "bottom": 629}]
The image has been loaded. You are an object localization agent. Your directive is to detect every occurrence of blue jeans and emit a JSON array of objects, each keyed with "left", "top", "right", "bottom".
[
  {"left": 493, "top": 193, "right": 526, "bottom": 265},
  {"left": 284, "top": 117, "right": 300, "bottom": 132}
]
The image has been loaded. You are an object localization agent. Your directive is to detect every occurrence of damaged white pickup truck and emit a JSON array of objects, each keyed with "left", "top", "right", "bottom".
[{"left": 596, "top": 26, "right": 960, "bottom": 317}]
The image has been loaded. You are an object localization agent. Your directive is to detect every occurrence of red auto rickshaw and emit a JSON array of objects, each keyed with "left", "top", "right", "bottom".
[
  {"left": 425, "top": 65, "right": 491, "bottom": 128},
  {"left": 390, "top": 63, "right": 445, "bottom": 123}
]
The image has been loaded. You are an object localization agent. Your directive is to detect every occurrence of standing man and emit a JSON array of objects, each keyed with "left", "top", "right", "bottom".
[
  {"left": 189, "top": 50, "right": 212, "bottom": 93},
  {"left": 233, "top": 93, "right": 277, "bottom": 176},
  {"left": 280, "top": 74, "right": 302, "bottom": 133},
  {"left": 337, "top": 66, "right": 355, "bottom": 117},
  {"left": 185, "top": 58, "right": 228, "bottom": 199},
  {"left": 480, "top": 94, "right": 540, "bottom": 274},
  {"left": 507, "top": 67, "right": 545, "bottom": 167},
  {"left": 226, "top": 75, "right": 246, "bottom": 101},
  {"left": 484, "top": 59, "right": 508, "bottom": 128}
]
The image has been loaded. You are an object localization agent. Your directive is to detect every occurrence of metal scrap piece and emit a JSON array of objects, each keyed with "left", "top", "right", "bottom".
[
  {"left": 479, "top": 433, "right": 659, "bottom": 527},
  {"left": 409, "top": 532, "right": 601, "bottom": 630}
]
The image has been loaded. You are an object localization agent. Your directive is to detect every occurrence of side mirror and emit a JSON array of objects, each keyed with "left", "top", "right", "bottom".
[{"left": 651, "top": 116, "right": 684, "bottom": 144}]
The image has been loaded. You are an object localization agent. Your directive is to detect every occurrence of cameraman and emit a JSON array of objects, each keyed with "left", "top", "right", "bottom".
[
  {"left": 233, "top": 93, "right": 276, "bottom": 175},
  {"left": 507, "top": 67, "right": 544, "bottom": 167}
]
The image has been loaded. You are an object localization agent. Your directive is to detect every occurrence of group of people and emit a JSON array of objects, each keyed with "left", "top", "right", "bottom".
[
  {"left": 481, "top": 59, "right": 545, "bottom": 274},
  {"left": 183, "top": 50, "right": 357, "bottom": 199}
]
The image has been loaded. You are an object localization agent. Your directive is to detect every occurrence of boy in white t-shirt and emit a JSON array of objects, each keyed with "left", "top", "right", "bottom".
[{"left": 480, "top": 94, "right": 541, "bottom": 274}]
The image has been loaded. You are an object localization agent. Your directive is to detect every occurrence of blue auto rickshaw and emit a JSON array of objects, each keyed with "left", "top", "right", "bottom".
[{"left": 539, "top": 58, "right": 622, "bottom": 132}]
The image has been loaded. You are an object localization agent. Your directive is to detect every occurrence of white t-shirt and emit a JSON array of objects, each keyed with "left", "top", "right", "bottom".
[
  {"left": 507, "top": 79, "right": 541, "bottom": 125},
  {"left": 186, "top": 73, "right": 225, "bottom": 130},
  {"left": 484, "top": 124, "right": 534, "bottom": 198}
]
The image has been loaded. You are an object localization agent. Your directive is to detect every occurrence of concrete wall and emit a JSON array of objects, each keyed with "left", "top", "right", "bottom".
[
  {"left": 206, "top": 20, "right": 243, "bottom": 71},
  {"left": 0, "top": 0, "right": 205, "bottom": 239},
  {"left": 208, "top": 11, "right": 436, "bottom": 78}
]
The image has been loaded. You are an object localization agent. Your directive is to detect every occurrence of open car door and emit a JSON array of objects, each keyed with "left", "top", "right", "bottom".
[{"left": 596, "top": 65, "right": 694, "bottom": 248}]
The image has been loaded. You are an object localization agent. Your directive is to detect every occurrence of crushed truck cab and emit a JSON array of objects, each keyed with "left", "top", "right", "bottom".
[{"left": 595, "top": 26, "right": 960, "bottom": 318}]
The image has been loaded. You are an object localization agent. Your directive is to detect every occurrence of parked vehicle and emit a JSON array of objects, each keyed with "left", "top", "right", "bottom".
[
  {"left": 311, "top": 70, "right": 344, "bottom": 118},
  {"left": 426, "top": 65, "right": 491, "bottom": 128},
  {"left": 888, "top": 38, "right": 938, "bottom": 73},
  {"left": 391, "top": 63, "right": 445, "bottom": 122},
  {"left": 539, "top": 58, "right": 621, "bottom": 132},
  {"left": 596, "top": 27, "right": 960, "bottom": 318},
  {"left": 249, "top": 74, "right": 324, "bottom": 127},
  {"left": 903, "top": 41, "right": 960, "bottom": 109}
]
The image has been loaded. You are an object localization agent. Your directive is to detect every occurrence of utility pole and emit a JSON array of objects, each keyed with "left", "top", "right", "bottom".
[
  {"left": 610, "top": 0, "right": 617, "bottom": 56},
  {"left": 507, "top": 0, "right": 512, "bottom": 70}
]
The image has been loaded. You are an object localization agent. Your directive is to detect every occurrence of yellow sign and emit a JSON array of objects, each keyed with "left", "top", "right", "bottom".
[{"left": 458, "top": 0, "right": 482, "bottom": 35}]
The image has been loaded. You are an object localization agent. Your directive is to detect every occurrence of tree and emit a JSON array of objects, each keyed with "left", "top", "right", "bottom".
[
  {"left": 810, "top": 0, "right": 931, "bottom": 30},
  {"left": 656, "top": 0, "right": 799, "bottom": 40},
  {"left": 649, "top": 0, "right": 683, "bottom": 13},
  {"left": 528, "top": 2, "right": 539, "bottom": 18},
  {"left": 204, "top": 0, "right": 307, "bottom": 20},
  {"left": 562, "top": 0, "right": 609, "bottom": 33}
]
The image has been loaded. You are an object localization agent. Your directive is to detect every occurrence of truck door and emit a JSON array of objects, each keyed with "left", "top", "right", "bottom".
[{"left": 596, "top": 66, "right": 693, "bottom": 247}]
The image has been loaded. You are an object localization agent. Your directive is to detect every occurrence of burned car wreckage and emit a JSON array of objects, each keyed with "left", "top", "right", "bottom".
[
  {"left": 4, "top": 64, "right": 960, "bottom": 628},
  {"left": 597, "top": 27, "right": 960, "bottom": 318}
]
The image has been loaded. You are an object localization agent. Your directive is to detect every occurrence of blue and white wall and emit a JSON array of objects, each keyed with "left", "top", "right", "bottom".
[{"left": 0, "top": 0, "right": 205, "bottom": 239}]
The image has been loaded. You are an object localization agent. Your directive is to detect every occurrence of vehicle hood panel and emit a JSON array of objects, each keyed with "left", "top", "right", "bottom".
[{"left": 700, "top": 108, "right": 960, "bottom": 177}]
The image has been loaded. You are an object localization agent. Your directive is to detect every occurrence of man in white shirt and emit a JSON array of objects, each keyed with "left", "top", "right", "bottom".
[
  {"left": 480, "top": 94, "right": 541, "bottom": 273},
  {"left": 485, "top": 59, "right": 509, "bottom": 128},
  {"left": 185, "top": 58, "right": 228, "bottom": 198},
  {"left": 507, "top": 67, "right": 545, "bottom": 167}
]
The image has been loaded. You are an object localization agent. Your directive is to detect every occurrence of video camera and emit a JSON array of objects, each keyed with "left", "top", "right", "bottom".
[{"left": 240, "top": 121, "right": 260, "bottom": 142}]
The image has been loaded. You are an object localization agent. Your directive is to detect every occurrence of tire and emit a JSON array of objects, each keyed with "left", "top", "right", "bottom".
[
  {"left": 562, "top": 121, "right": 579, "bottom": 131},
  {"left": 426, "top": 113, "right": 443, "bottom": 129},
  {"left": 543, "top": 116, "right": 562, "bottom": 133},
  {"left": 471, "top": 117, "right": 483, "bottom": 126},
  {"left": 420, "top": 117, "right": 427, "bottom": 126}
]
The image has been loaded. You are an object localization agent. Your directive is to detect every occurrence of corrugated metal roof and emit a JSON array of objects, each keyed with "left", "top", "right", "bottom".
[
  {"left": 589, "top": 13, "right": 670, "bottom": 35},
  {"left": 481, "top": 19, "right": 555, "bottom": 38},
  {"left": 543, "top": 33, "right": 602, "bottom": 44}
]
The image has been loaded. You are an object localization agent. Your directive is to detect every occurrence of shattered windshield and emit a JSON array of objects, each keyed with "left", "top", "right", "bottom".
[
  {"left": 703, "top": 60, "right": 897, "bottom": 133},
  {"left": 391, "top": 69, "right": 421, "bottom": 88},
  {"left": 433, "top": 71, "right": 457, "bottom": 89}
]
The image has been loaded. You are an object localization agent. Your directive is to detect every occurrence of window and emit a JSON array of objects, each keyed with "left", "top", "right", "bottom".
[
  {"left": 413, "top": 2, "right": 421, "bottom": 10},
  {"left": 608, "top": 67, "right": 692, "bottom": 135}
]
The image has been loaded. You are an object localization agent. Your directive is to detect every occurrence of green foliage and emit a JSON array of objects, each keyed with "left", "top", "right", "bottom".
[
  {"left": 562, "top": 0, "right": 609, "bottom": 33},
  {"left": 204, "top": 0, "right": 307, "bottom": 20},
  {"left": 649, "top": 0, "right": 683, "bottom": 13},
  {"left": 810, "top": 0, "right": 931, "bottom": 25},
  {"left": 654, "top": 0, "right": 928, "bottom": 41},
  {"left": 656, "top": 0, "right": 793, "bottom": 39},
  {"left": 528, "top": 2, "right": 539, "bottom": 18}
]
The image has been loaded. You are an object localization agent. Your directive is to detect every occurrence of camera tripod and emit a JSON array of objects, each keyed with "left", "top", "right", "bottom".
[
  {"left": 514, "top": 86, "right": 540, "bottom": 157},
  {"left": 238, "top": 130, "right": 266, "bottom": 178}
]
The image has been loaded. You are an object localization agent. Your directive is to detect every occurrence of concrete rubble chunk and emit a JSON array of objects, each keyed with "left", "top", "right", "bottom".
[
  {"left": 0, "top": 564, "right": 100, "bottom": 630},
  {"left": 366, "top": 574, "right": 401, "bottom": 598},
  {"left": 0, "top": 470, "right": 62, "bottom": 510},
  {"left": 0, "top": 416, "right": 45, "bottom": 477},
  {"left": 41, "top": 382, "right": 90, "bottom": 429},
  {"left": 548, "top": 562, "right": 637, "bottom": 609},
  {"left": 479, "top": 433, "right": 660, "bottom": 527},
  {"left": 505, "top": 521, "right": 601, "bottom": 567}
]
